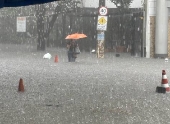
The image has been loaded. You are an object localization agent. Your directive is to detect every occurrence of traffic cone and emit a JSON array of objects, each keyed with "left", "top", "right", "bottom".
[
  {"left": 18, "top": 78, "right": 24, "bottom": 92},
  {"left": 156, "top": 70, "right": 170, "bottom": 93},
  {"left": 54, "top": 55, "right": 58, "bottom": 63}
]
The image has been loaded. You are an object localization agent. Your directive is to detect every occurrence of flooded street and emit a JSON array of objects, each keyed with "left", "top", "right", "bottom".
[{"left": 0, "top": 44, "right": 169, "bottom": 124}]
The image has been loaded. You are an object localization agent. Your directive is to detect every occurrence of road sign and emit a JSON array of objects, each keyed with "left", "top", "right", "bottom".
[
  {"left": 99, "top": 6, "right": 108, "bottom": 16},
  {"left": 97, "top": 33, "right": 104, "bottom": 40},
  {"left": 97, "top": 16, "right": 108, "bottom": 31},
  {"left": 98, "top": 16, "right": 107, "bottom": 25}
]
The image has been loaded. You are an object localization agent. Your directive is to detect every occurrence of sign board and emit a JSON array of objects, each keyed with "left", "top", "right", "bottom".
[
  {"left": 17, "top": 17, "right": 26, "bottom": 32},
  {"left": 97, "top": 16, "right": 108, "bottom": 31},
  {"left": 97, "top": 33, "right": 104, "bottom": 40},
  {"left": 99, "top": 6, "right": 108, "bottom": 16}
]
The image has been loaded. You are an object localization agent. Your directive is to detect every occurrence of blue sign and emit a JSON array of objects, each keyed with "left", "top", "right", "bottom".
[{"left": 97, "top": 33, "right": 104, "bottom": 40}]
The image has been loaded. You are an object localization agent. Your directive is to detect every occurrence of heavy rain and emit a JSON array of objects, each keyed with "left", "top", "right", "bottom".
[{"left": 0, "top": 0, "right": 170, "bottom": 124}]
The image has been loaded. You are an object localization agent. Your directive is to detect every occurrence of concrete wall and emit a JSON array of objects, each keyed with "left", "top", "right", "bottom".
[
  {"left": 148, "top": 0, "right": 156, "bottom": 16},
  {"left": 168, "top": 18, "right": 170, "bottom": 57},
  {"left": 150, "top": 16, "right": 155, "bottom": 58},
  {"left": 150, "top": 17, "right": 170, "bottom": 58},
  {"left": 148, "top": 0, "right": 170, "bottom": 58}
]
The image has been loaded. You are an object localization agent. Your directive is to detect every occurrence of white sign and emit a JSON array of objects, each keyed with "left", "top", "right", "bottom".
[
  {"left": 97, "top": 16, "right": 108, "bottom": 31},
  {"left": 17, "top": 17, "right": 26, "bottom": 32},
  {"left": 99, "top": 6, "right": 108, "bottom": 16}
]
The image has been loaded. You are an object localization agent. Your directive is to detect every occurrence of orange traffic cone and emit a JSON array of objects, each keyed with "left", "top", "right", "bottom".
[
  {"left": 156, "top": 70, "right": 170, "bottom": 93},
  {"left": 54, "top": 55, "right": 58, "bottom": 63},
  {"left": 18, "top": 78, "right": 24, "bottom": 92}
]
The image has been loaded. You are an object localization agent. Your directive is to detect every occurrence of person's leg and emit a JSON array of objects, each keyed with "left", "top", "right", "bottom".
[
  {"left": 71, "top": 52, "right": 75, "bottom": 62},
  {"left": 72, "top": 57, "right": 75, "bottom": 62},
  {"left": 68, "top": 51, "right": 72, "bottom": 62},
  {"left": 73, "top": 53, "right": 77, "bottom": 62},
  {"left": 71, "top": 52, "right": 76, "bottom": 62}
]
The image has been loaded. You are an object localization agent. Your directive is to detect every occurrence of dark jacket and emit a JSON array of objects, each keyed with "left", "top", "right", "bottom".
[{"left": 67, "top": 41, "right": 78, "bottom": 52}]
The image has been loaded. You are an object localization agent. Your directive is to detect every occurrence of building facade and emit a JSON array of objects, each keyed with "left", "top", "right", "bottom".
[{"left": 145, "top": 0, "right": 170, "bottom": 58}]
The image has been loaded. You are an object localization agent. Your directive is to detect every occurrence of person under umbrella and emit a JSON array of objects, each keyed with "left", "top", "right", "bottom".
[
  {"left": 65, "top": 33, "right": 87, "bottom": 62},
  {"left": 66, "top": 40, "right": 79, "bottom": 62}
]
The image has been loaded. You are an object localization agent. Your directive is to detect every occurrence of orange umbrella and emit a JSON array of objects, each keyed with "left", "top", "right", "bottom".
[{"left": 65, "top": 33, "right": 87, "bottom": 40}]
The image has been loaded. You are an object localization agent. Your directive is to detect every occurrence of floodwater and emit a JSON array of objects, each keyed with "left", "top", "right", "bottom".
[{"left": 0, "top": 44, "right": 169, "bottom": 124}]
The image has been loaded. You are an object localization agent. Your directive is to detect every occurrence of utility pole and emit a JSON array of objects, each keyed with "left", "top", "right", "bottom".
[
  {"left": 96, "top": 0, "right": 107, "bottom": 58},
  {"left": 99, "top": 0, "right": 105, "bottom": 6}
]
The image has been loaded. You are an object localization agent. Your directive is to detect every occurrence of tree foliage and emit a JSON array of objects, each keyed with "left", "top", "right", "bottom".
[
  {"left": 110, "top": 0, "right": 133, "bottom": 8},
  {"left": 36, "top": 0, "right": 82, "bottom": 50}
]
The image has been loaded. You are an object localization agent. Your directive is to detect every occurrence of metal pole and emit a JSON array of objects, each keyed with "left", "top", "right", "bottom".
[{"left": 142, "top": 0, "right": 146, "bottom": 57}]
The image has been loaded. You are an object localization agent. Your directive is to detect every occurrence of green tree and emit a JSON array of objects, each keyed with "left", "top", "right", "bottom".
[
  {"left": 36, "top": 0, "right": 81, "bottom": 51},
  {"left": 110, "top": 0, "right": 133, "bottom": 8}
]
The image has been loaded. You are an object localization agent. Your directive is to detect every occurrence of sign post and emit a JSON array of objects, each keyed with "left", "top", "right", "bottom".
[
  {"left": 97, "top": 6, "right": 108, "bottom": 58},
  {"left": 17, "top": 17, "right": 26, "bottom": 32}
]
